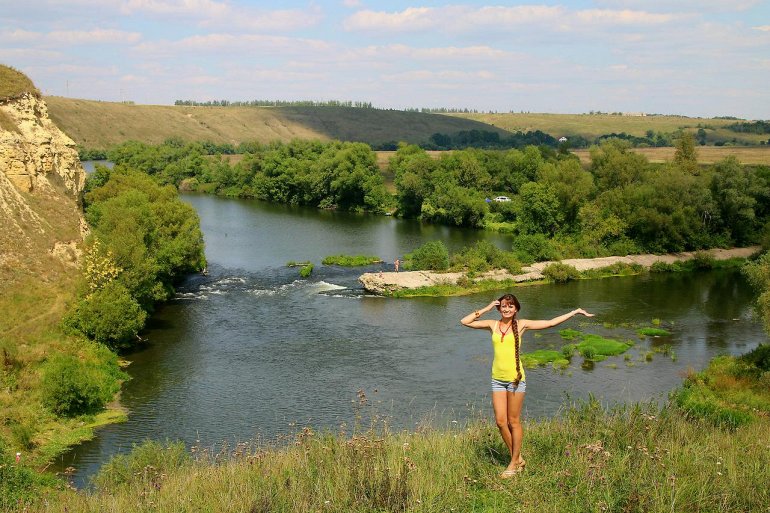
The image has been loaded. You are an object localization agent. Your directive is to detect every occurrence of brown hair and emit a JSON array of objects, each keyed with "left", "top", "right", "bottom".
[{"left": 497, "top": 294, "right": 523, "bottom": 383}]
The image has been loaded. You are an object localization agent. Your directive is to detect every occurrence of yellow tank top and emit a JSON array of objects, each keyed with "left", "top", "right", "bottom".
[{"left": 491, "top": 320, "right": 526, "bottom": 382}]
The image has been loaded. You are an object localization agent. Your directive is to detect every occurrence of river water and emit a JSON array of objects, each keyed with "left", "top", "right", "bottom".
[{"left": 57, "top": 194, "right": 766, "bottom": 488}]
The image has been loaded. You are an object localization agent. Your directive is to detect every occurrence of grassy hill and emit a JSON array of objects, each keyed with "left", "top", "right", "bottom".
[
  {"left": 45, "top": 97, "right": 512, "bottom": 150},
  {"left": 449, "top": 112, "right": 768, "bottom": 145},
  {"left": 0, "top": 64, "right": 40, "bottom": 101}
]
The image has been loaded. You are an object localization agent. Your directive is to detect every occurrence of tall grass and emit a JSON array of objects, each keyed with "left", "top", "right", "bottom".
[{"left": 28, "top": 396, "right": 770, "bottom": 513}]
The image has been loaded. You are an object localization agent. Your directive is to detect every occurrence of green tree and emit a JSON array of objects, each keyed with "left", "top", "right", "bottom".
[
  {"left": 673, "top": 132, "right": 699, "bottom": 174},
  {"left": 516, "top": 182, "right": 564, "bottom": 235}
]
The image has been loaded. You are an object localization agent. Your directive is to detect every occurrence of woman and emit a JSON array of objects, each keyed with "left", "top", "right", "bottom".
[{"left": 461, "top": 293, "right": 593, "bottom": 478}]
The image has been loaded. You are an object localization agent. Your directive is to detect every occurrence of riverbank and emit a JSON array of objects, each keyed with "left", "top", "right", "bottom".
[
  {"left": 359, "top": 246, "right": 762, "bottom": 295},
  {"left": 18, "top": 345, "right": 770, "bottom": 512}
]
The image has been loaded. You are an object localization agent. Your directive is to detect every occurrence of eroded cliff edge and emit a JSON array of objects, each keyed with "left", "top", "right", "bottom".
[{"left": 1, "top": 82, "right": 87, "bottom": 275}]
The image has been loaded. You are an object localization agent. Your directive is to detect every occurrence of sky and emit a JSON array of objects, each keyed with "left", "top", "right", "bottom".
[{"left": 1, "top": 0, "right": 769, "bottom": 119}]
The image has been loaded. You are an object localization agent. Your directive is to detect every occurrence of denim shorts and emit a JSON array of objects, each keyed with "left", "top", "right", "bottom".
[{"left": 491, "top": 378, "right": 526, "bottom": 393}]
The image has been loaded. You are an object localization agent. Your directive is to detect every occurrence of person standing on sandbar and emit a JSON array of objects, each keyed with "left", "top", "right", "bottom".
[{"left": 461, "top": 293, "right": 594, "bottom": 478}]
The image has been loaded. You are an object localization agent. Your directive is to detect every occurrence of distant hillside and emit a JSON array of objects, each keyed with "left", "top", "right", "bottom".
[
  {"left": 448, "top": 112, "right": 768, "bottom": 146},
  {"left": 45, "top": 97, "right": 512, "bottom": 150}
]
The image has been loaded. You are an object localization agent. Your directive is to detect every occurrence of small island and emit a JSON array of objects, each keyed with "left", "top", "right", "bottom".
[{"left": 359, "top": 246, "right": 760, "bottom": 296}]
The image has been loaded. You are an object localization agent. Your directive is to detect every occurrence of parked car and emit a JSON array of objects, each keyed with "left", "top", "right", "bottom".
[{"left": 493, "top": 196, "right": 511, "bottom": 202}]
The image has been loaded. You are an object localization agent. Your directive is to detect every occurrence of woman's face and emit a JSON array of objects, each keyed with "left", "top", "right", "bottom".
[{"left": 498, "top": 300, "right": 517, "bottom": 317}]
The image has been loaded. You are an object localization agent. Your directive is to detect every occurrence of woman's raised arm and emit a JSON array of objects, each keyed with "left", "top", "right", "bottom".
[
  {"left": 460, "top": 300, "right": 499, "bottom": 329},
  {"left": 520, "top": 308, "right": 594, "bottom": 331}
]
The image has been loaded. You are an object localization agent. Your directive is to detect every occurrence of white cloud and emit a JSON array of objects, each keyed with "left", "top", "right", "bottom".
[
  {"left": 343, "top": 4, "right": 679, "bottom": 33},
  {"left": 0, "top": 28, "right": 141, "bottom": 46},
  {"left": 47, "top": 29, "right": 142, "bottom": 44},
  {"left": 573, "top": 9, "right": 676, "bottom": 25},
  {"left": 381, "top": 69, "right": 496, "bottom": 82},
  {"left": 594, "top": 0, "right": 761, "bottom": 13},
  {"left": 134, "top": 33, "right": 333, "bottom": 58},
  {"left": 753, "top": 25, "right": 770, "bottom": 32},
  {"left": 342, "top": 0, "right": 362, "bottom": 7},
  {"left": 119, "top": 0, "right": 229, "bottom": 17}
]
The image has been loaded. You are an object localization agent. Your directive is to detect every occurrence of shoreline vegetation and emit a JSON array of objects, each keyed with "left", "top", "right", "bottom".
[
  {"left": 10, "top": 344, "right": 770, "bottom": 512},
  {"left": 359, "top": 246, "right": 760, "bottom": 296}
]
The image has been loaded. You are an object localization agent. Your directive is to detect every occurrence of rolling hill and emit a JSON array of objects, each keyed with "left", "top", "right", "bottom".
[{"left": 45, "top": 97, "right": 512, "bottom": 150}]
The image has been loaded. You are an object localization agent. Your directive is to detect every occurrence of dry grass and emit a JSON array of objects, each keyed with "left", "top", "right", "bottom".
[
  {"left": 27, "top": 398, "right": 770, "bottom": 513},
  {"left": 449, "top": 111, "right": 764, "bottom": 142},
  {"left": 45, "top": 98, "right": 511, "bottom": 150},
  {"left": 571, "top": 146, "right": 770, "bottom": 166},
  {"left": 0, "top": 64, "right": 40, "bottom": 101}
]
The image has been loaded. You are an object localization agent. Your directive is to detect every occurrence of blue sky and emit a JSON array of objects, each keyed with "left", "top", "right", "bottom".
[{"left": 1, "top": 0, "right": 769, "bottom": 118}]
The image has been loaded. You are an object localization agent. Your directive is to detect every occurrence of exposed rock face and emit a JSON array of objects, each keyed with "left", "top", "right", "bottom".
[
  {"left": 1, "top": 93, "right": 85, "bottom": 196},
  {"left": 0, "top": 92, "right": 87, "bottom": 272}
]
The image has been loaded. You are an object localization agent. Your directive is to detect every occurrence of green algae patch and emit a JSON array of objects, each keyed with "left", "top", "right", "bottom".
[
  {"left": 559, "top": 328, "right": 582, "bottom": 340},
  {"left": 577, "top": 334, "right": 632, "bottom": 359},
  {"left": 638, "top": 327, "right": 672, "bottom": 337},
  {"left": 522, "top": 350, "right": 569, "bottom": 369}
]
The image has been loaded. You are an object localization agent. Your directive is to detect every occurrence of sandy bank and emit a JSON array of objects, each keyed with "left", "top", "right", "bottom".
[{"left": 359, "top": 246, "right": 761, "bottom": 295}]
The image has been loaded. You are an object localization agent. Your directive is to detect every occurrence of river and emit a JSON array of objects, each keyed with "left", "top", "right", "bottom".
[{"left": 55, "top": 193, "right": 766, "bottom": 488}]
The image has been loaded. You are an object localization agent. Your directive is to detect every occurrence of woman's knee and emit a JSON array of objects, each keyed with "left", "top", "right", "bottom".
[
  {"left": 495, "top": 416, "right": 508, "bottom": 430},
  {"left": 507, "top": 416, "right": 521, "bottom": 429}
]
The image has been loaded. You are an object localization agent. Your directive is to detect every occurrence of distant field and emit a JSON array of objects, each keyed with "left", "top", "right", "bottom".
[
  {"left": 572, "top": 146, "right": 770, "bottom": 166},
  {"left": 448, "top": 112, "right": 766, "bottom": 145},
  {"left": 46, "top": 97, "right": 511, "bottom": 150}
]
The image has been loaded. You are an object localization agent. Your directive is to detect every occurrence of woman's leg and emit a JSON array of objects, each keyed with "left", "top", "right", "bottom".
[
  {"left": 507, "top": 391, "right": 526, "bottom": 468},
  {"left": 491, "top": 390, "right": 513, "bottom": 459}
]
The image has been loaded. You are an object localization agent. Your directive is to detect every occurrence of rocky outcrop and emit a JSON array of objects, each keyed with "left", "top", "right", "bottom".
[
  {"left": 359, "top": 247, "right": 762, "bottom": 294},
  {"left": 1, "top": 91, "right": 87, "bottom": 271},
  {"left": 1, "top": 92, "right": 84, "bottom": 197}
]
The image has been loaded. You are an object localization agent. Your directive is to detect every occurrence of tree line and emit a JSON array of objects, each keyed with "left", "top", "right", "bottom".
[{"left": 104, "top": 135, "right": 770, "bottom": 262}]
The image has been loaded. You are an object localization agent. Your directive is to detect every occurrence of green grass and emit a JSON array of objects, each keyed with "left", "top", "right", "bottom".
[{"left": 322, "top": 254, "right": 382, "bottom": 266}]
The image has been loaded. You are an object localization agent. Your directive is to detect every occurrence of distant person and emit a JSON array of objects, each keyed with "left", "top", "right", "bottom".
[
  {"left": 461, "top": 294, "right": 594, "bottom": 478},
  {"left": 394, "top": 258, "right": 400, "bottom": 272}
]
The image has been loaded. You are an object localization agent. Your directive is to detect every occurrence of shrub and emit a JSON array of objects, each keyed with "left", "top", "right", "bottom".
[
  {"left": 64, "top": 281, "right": 147, "bottom": 350},
  {"left": 450, "top": 240, "right": 521, "bottom": 274},
  {"left": 0, "top": 457, "right": 48, "bottom": 511},
  {"left": 512, "top": 233, "right": 559, "bottom": 263},
  {"left": 692, "top": 251, "right": 715, "bottom": 269},
  {"left": 650, "top": 261, "right": 677, "bottom": 273},
  {"left": 40, "top": 354, "right": 120, "bottom": 417},
  {"left": 404, "top": 240, "right": 449, "bottom": 271},
  {"left": 542, "top": 262, "right": 581, "bottom": 283}
]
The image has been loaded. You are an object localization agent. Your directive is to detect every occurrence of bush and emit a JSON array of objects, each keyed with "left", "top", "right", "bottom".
[
  {"left": 692, "top": 251, "right": 715, "bottom": 269},
  {"left": 542, "top": 262, "right": 581, "bottom": 283},
  {"left": 299, "top": 263, "right": 314, "bottom": 278},
  {"left": 64, "top": 281, "right": 147, "bottom": 350},
  {"left": 0, "top": 457, "right": 48, "bottom": 511},
  {"left": 650, "top": 261, "right": 678, "bottom": 273},
  {"left": 404, "top": 240, "right": 449, "bottom": 271},
  {"left": 512, "top": 233, "right": 559, "bottom": 263},
  {"left": 450, "top": 240, "right": 521, "bottom": 274},
  {"left": 40, "top": 354, "right": 120, "bottom": 417}
]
